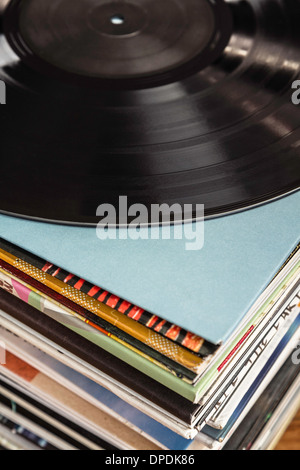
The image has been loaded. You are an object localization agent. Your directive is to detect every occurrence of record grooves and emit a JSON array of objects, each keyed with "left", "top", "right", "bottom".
[{"left": 0, "top": 0, "right": 299, "bottom": 226}]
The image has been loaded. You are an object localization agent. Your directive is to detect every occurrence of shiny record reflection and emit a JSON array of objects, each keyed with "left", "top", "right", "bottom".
[{"left": 0, "top": 0, "right": 299, "bottom": 226}]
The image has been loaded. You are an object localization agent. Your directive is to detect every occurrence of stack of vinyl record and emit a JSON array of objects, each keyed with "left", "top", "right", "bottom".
[{"left": 0, "top": 0, "right": 299, "bottom": 452}]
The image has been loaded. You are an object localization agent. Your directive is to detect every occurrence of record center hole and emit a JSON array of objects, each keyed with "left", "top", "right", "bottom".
[{"left": 110, "top": 14, "right": 125, "bottom": 25}]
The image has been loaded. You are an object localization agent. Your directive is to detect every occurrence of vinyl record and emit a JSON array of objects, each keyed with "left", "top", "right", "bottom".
[{"left": 0, "top": 0, "right": 299, "bottom": 226}]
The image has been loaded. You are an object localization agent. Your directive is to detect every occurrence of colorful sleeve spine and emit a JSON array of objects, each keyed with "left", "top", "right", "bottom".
[
  {"left": 0, "top": 237, "right": 216, "bottom": 358},
  {"left": 0, "top": 247, "right": 206, "bottom": 374},
  {"left": 0, "top": 265, "right": 199, "bottom": 383}
]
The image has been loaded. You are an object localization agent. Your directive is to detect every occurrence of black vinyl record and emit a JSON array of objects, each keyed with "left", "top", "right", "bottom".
[{"left": 0, "top": 0, "right": 299, "bottom": 226}]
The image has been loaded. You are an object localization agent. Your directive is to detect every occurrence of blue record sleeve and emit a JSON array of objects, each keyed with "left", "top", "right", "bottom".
[{"left": 0, "top": 190, "right": 299, "bottom": 344}]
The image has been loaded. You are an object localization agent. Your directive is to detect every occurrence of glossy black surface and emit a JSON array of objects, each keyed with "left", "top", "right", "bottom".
[
  {"left": 18, "top": 0, "right": 219, "bottom": 79},
  {"left": 0, "top": 0, "right": 299, "bottom": 226}
]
